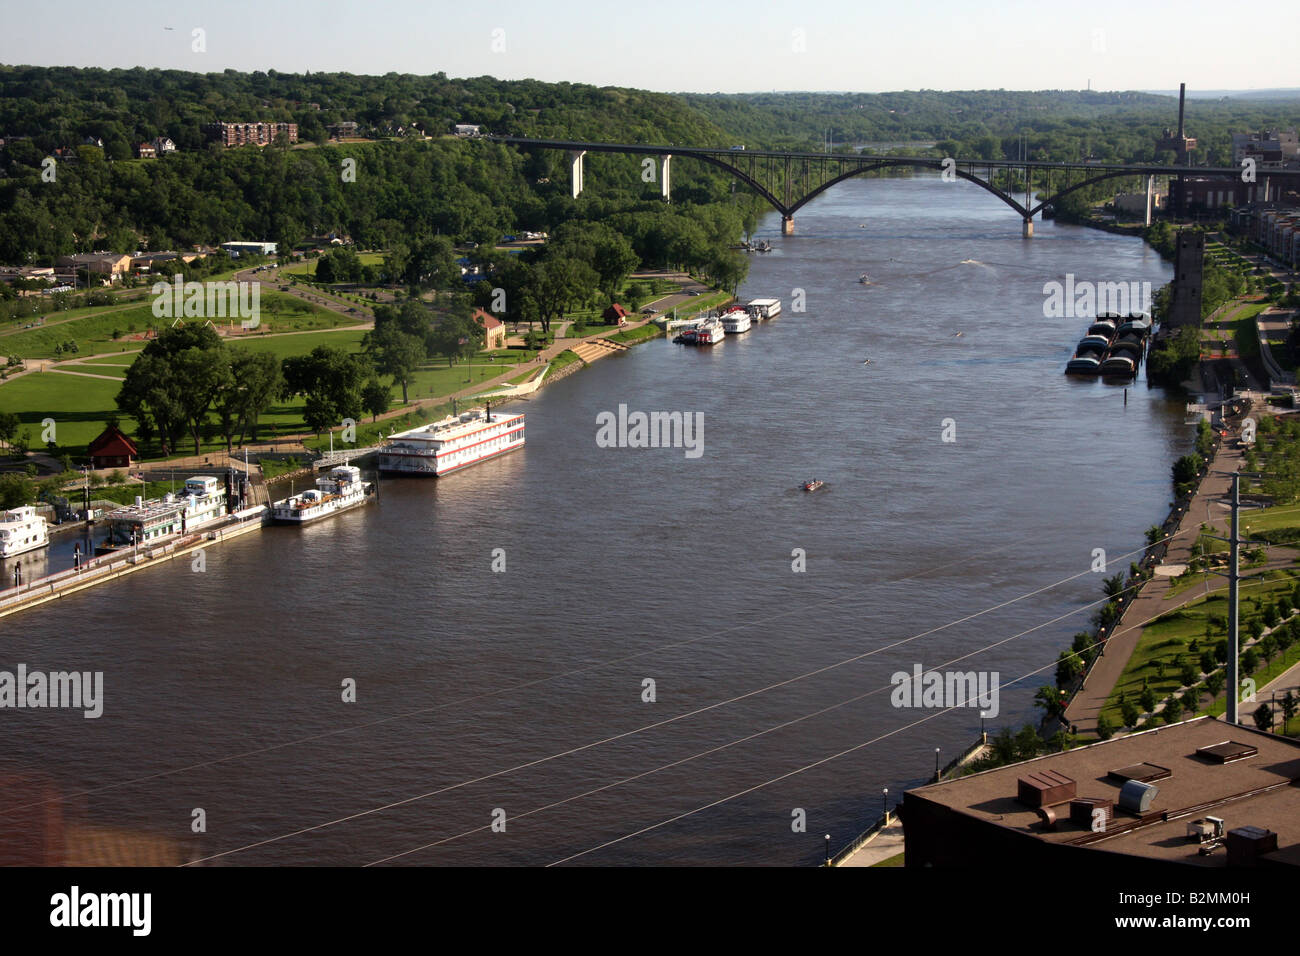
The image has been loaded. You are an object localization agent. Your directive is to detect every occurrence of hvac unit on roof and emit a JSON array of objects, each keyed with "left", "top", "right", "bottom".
[{"left": 1117, "top": 780, "right": 1159, "bottom": 814}]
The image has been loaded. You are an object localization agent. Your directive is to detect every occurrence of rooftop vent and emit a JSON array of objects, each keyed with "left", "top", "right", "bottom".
[
  {"left": 1017, "top": 769, "right": 1076, "bottom": 808},
  {"left": 1070, "top": 797, "right": 1114, "bottom": 829},
  {"left": 1195, "top": 741, "right": 1259, "bottom": 764},
  {"left": 1118, "top": 780, "right": 1159, "bottom": 814},
  {"left": 1226, "top": 826, "right": 1277, "bottom": 866},
  {"left": 1108, "top": 762, "right": 1172, "bottom": 784}
]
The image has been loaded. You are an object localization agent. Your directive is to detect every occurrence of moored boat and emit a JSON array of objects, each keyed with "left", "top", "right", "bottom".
[
  {"left": 720, "top": 307, "right": 751, "bottom": 334},
  {"left": 378, "top": 407, "right": 525, "bottom": 477},
  {"left": 271, "top": 465, "right": 373, "bottom": 524},
  {"left": 0, "top": 506, "right": 49, "bottom": 559}
]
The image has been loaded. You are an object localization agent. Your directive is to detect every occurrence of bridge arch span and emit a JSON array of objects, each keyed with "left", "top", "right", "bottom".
[{"left": 784, "top": 158, "right": 1031, "bottom": 221}]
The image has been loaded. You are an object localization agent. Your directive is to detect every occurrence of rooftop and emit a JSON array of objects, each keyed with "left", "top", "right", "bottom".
[{"left": 907, "top": 717, "right": 1300, "bottom": 867}]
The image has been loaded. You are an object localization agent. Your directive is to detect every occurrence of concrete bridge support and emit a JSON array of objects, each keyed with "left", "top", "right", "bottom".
[
  {"left": 781, "top": 215, "right": 795, "bottom": 236},
  {"left": 1145, "top": 175, "right": 1155, "bottom": 227},
  {"left": 569, "top": 150, "right": 586, "bottom": 199},
  {"left": 1022, "top": 217, "right": 1034, "bottom": 239},
  {"left": 661, "top": 155, "right": 671, "bottom": 202}
]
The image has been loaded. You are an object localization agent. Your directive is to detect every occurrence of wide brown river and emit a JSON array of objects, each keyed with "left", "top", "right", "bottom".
[{"left": 2, "top": 175, "right": 1181, "bottom": 865}]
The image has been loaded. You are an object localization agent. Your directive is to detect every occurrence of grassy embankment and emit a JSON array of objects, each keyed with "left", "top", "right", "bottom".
[{"left": 1096, "top": 498, "right": 1300, "bottom": 734}]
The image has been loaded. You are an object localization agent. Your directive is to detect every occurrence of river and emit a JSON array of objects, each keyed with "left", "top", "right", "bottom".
[{"left": 0, "top": 174, "right": 1182, "bottom": 866}]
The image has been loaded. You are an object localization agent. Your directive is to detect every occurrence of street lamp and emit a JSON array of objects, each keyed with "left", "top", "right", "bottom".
[
  {"left": 882, "top": 788, "right": 889, "bottom": 824},
  {"left": 934, "top": 746, "right": 941, "bottom": 780},
  {"left": 824, "top": 834, "right": 831, "bottom": 865},
  {"left": 979, "top": 710, "right": 988, "bottom": 741}
]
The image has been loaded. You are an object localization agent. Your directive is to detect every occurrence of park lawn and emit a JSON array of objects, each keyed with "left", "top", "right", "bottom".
[
  {"left": 227, "top": 328, "right": 370, "bottom": 360},
  {"left": 1242, "top": 502, "right": 1300, "bottom": 538},
  {"left": 398, "top": 353, "right": 533, "bottom": 401},
  {"left": 1200, "top": 638, "right": 1300, "bottom": 721},
  {"left": 1100, "top": 568, "right": 1300, "bottom": 728},
  {"left": 0, "top": 292, "right": 350, "bottom": 359},
  {"left": 608, "top": 323, "right": 665, "bottom": 345},
  {"left": 278, "top": 252, "right": 386, "bottom": 277},
  {"left": 59, "top": 365, "right": 128, "bottom": 379},
  {"left": 0, "top": 372, "right": 137, "bottom": 453}
]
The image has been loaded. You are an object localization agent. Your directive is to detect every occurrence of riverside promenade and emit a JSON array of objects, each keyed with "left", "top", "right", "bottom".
[{"left": 1065, "top": 419, "right": 1250, "bottom": 736}]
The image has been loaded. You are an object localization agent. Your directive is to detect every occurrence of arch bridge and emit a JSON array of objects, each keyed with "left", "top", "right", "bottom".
[{"left": 490, "top": 136, "right": 1299, "bottom": 238}]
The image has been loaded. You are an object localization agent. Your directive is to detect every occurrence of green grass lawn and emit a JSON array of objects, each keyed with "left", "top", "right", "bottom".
[
  {"left": 0, "top": 292, "right": 353, "bottom": 359},
  {"left": 607, "top": 323, "right": 665, "bottom": 345},
  {"left": 1100, "top": 568, "right": 1300, "bottom": 729},
  {"left": 231, "top": 328, "right": 370, "bottom": 360},
  {"left": 0, "top": 373, "right": 137, "bottom": 453}
]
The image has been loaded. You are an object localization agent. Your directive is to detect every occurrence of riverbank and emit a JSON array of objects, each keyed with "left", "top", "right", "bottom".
[{"left": 0, "top": 508, "right": 266, "bottom": 620}]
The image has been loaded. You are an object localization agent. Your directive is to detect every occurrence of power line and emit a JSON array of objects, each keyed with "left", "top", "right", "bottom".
[
  {"left": 3, "top": 539, "right": 1025, "bottom": 818},
  {"left": 191, "top": 541, "right": 1162, "bottom": 864}
]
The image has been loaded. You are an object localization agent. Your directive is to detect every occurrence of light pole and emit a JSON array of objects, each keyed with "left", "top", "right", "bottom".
[
  {"left": 824, "top": 834, "right": 830, "bottom": 865},
  {"left": 934, "top": 747, "right": 941, "bottom": 781},
  {"left": 882, "top": 788, "right": 889, "bottom": 824},
  {"left": 979, "top": 710, "right": 988, "bottom": 742}
]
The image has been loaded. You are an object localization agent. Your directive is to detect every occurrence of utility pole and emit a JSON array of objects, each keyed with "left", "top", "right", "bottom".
[{"left": 1227, "top": 472, "right": 1240, "bottom": 725}]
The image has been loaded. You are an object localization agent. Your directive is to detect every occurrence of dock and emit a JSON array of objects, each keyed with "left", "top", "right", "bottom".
[{"left": 0, "top": 508, "right": 266, "bottom": 620}]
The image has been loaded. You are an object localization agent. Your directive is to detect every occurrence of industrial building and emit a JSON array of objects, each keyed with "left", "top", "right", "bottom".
[{"left": 902, "top": 717, "right": 1300, "bottom": 869}]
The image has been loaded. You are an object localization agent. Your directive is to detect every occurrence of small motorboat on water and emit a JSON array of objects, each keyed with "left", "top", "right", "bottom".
[
  {"left": 803, "top": 479, "right": 825, "bottom": 492},
  {"left": 858, "top": 273, "right": 871, "bottom": 284}
]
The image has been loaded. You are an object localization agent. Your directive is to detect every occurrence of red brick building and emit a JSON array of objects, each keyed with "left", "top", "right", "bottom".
[{"left": 203, "top": 122, "right": 298, "bottom": 147}]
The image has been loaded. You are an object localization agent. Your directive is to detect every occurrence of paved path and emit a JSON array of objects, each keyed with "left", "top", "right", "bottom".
[
  {"left": 45, "top": 368, "right": 124, "bottom": 381},
  {"left": 836, "top": 822, "right": 905, "bottom": 867},
  {"left": 1065, "top": 424, "right": 1248, "bottom": 735}
]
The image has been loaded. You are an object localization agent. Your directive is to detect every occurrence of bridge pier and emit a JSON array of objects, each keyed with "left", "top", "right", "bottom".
[
  {"left": 782, "top": 216, "right": 795, "bottom": 236},
  {"left": 1022, "top": 217, "right": 1034, "bottom": 239},
  {"left": 661, "top": 155, "right": 671, "bottom": 203},
  {"left": 568, "top": 149, "right": 586, "bottom": 199}
]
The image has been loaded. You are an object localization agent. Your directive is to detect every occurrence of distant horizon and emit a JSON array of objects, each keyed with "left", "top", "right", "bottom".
[
  {"left": 3, "top": 61, "right": 1299, "bottom": 102},
  {"left": 0, "top": 0, "right": 1295, "bottom": 95}
]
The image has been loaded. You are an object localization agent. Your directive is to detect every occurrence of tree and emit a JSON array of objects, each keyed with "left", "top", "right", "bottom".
[
  {"left": 174, "top": 346, "right": 233, "bottom": 454},
  {"left": 281, "top": 346, "right": 367, "bottom": 436},
  {"left": 1120, "top": 698, "right": 1140, "bottom": 729},
  {"left": 0, "top": 410, "right": 19, "bottom": 448},
  {"left": 1242, "top": 647, "right": 1259, "bottom": 675},
  {"left": 215, "top": 349, "right": 284, "bottom": 449},
  {"left": 1205, "top": 670, "right": 1225, "bottom": 700},
  {"left": 1282, "top": 690, "right": 1297, "bottom": 734},
  {"left": 530, "top": 256, "right": 598, "bottom": 336},
  {"left": 1034, "top": 685, "right": 1067, "bottom": 723},
  {"left": 1253, "top": 703, "right": 1274, "bottom": 733},
  {"left": 362, "top": 378, "right": 390, "bottom": 423},
  {"left": 117, "top": 325, "right": 225, "bottom": 456},
  {"left": 1140, "top": 684, "right": 1158, "bottom": 713},
  {"left": 1056, "top": 650, "right": 1084, "bottom": 688},
  {"left": 364, "top": 322, "right": 425, "bottom": 404},
  {"left": 0, "top": 473, "right": 34, "bottom": 509},
  {"left": 1096, "top": 712, "right": 1114, "bottom": 740}
]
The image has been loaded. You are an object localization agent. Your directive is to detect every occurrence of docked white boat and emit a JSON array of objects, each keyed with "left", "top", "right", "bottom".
[
  {"left": 694, "top": 317, "right": 726, "bottom": 345},
  {"left": 271, "top": 465, "right": 373, "bottom": 524},
  {"left": 720, "top": 308, "right": 751, "bottom": 334},
  {"left": 378, "top": 407, "right": 525, "bottom": 477},
  {"left": 0, "top": 505, "right": 49, "bottom": 558},
  {"left": 746, "top": 297, "right": 782, "bottom": 320},
  {"left": 100, "top": 476, "right": 227, "bottom": 550}
]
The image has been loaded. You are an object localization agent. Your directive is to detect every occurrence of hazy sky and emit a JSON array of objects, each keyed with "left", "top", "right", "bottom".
[{"left": 2, "top": 0, "right": 1296, "bottom": 94}]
